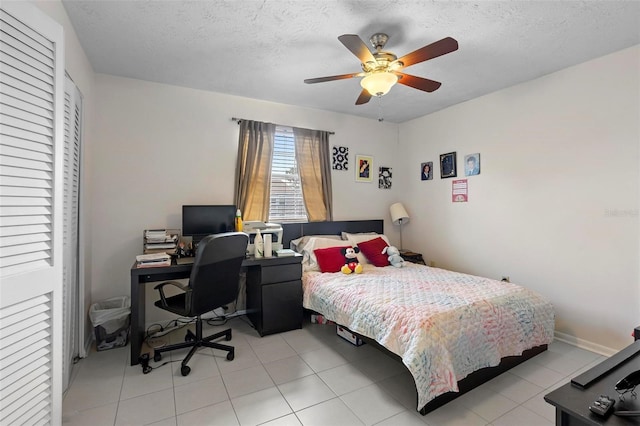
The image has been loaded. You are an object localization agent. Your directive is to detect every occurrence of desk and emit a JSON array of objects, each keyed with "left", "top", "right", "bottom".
[
  {"left": 544, "top": 341, "right": 640, "bottom": 425},
  {"left": 130, "top": 254, "right": 302, "bottom": 365}
]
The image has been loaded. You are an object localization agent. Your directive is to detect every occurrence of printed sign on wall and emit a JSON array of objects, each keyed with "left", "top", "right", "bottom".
[{"left": 452, "top": 179, "right": 468, "bottom": 202}]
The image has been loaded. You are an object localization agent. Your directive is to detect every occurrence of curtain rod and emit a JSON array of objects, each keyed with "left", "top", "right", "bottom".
[{"left": 231, "top": 117, "right": 335, "bottom": 135}]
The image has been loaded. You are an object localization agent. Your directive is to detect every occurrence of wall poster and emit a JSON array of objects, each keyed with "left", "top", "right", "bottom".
[
  {"left": 452, "top": 179, "right": 468, "bottom": 202},
  {"left": 333, "top": 146, "right": 349, "bottom": 170},
  {"left": 378, "top": 167, "right": 392, "bottom": 189}
]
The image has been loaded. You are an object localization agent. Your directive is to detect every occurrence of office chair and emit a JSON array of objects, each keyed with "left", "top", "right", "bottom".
[{"left": 153, "top": 232, "right": 248, "bottom": 376}]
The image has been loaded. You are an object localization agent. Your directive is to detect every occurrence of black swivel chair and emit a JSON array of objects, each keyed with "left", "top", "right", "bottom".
[{"left": 153, "top": 232, "right": 248, "bottom": 376}]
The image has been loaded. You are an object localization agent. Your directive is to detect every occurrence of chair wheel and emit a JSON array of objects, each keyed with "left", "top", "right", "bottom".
[
  {"left": 181, "top": 365, "right": 191, "bottom": 376},
  {"left": 185, "top": 330, "right": 195, "bottom": 342},
  {"left": 153, "top": 352, "right": 162, "bottom": 362},
  {"left": 225, "top": 330, "right": 232, "bottom": 341},
  {"left": 226, "top": 351, "right": 234, "bottom": 361}
]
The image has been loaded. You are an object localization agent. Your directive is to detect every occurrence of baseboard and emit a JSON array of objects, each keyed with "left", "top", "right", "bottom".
[
  {"left": 81, "top": 331, "right": 94, "bottom": 357},
  {"left": 554, "top": 330, "right": 618, "bottom": 357}
]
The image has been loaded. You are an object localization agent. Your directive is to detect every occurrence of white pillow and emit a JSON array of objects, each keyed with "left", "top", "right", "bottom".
[
  {"left": 290, "top": 235, "right": 342, "bottom": 252},
  {"left": 342, "top": 232, "right": 391, "bottom": 264},
  {"left": 341, "top": 231, "right": 378, "bottom": 240},
  {"left": 298, "top": 237, "right": 351, "bottom": 272}
]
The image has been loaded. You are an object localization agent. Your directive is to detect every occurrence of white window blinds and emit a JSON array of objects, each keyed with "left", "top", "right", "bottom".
[{"left": 268, "top": 126, "right": 308, "bottom": 223}]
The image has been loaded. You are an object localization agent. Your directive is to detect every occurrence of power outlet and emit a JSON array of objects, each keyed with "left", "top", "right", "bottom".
[{"left": 501, "top": 276, "right": 510, "bottom": 282}]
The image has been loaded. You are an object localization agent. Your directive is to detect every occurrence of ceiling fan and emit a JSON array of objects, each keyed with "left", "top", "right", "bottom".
[{"left": 304, "top": 33, "right": 458, "bottom": 105}]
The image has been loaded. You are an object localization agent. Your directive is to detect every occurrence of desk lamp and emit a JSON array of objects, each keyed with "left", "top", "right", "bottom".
[{"left": 390, "top": 202, "right": 410, "bottom": 252}]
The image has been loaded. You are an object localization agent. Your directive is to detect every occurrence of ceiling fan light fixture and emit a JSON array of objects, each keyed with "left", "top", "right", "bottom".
[{"left": 360, "top": 72, "right": 398, "bottom": 96}]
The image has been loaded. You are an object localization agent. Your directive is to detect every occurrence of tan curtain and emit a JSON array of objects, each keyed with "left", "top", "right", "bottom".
[
  {"left": 292, "top": 127, "right": 333, "bottom": 221},
  {"left": 234, "top": 120, "right": 275, "bottom": 221}
]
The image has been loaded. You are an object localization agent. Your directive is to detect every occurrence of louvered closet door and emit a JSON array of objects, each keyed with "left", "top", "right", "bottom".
[
  {"left": 0, "top": 3, "right": 65, "bottom": 425},
  {"left": 62, "top": 75, "right": 82, "bottom": 393}
]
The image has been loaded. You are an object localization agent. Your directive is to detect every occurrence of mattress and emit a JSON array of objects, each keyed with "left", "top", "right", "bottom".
[{"left": 302, "top": 263, "right": 555, "bottom": 410}]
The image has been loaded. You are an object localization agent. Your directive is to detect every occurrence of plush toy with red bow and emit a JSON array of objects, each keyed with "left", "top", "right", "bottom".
[{"left": 341, "top": 247, "right": 363, "bottom": 274}]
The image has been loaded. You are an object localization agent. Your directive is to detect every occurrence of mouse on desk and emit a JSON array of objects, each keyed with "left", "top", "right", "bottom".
[{"left": 615, "top": 369, "right": 640, "bottom": 392}]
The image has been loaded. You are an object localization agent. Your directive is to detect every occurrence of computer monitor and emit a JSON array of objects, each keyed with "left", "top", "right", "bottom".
[{"left": 182, "top": 205, "right": 236, "bottom": 241}]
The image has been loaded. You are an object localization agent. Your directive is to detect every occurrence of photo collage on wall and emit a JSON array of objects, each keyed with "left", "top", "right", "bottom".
[
  {"left": 333, "top": 146, "right": 393, "bottom": 190},
  {"left": 420, "top": 152, "right": 482, "bottom": 180}
]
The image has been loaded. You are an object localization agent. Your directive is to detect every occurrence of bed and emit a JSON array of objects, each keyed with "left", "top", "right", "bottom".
[{"left": 281, "top": 220, "right": 555, "bottom": 415}]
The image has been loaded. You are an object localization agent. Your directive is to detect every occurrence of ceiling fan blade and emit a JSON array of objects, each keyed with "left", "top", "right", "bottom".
[
  {"left": 395, "top": 72, "right": 442, "bottom": 92},
  {"left": 304, "top": 72, "right": 363, "bottom": 84},
  {"left": 338, "top": 34, "right": 376, "bottom": 64},
  {"left": 395, "top": 37, "right": 458, "bottom": 68},
  {"left": 355, "top": 89, "right": 372, "bottom": 105}
]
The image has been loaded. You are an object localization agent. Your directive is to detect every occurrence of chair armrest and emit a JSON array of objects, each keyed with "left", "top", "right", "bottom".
[{"left": 154, "top": 281, "right": 188, "bottom": 309}]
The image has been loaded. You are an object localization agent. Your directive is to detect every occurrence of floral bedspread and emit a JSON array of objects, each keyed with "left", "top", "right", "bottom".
[{"left": 302, "top": 263, "right": 555, "bottom": 410}]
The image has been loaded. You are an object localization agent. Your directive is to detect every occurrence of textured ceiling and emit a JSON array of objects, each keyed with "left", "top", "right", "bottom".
[{"left": 61, "top": 0, "right": 640, "bottom": 123}]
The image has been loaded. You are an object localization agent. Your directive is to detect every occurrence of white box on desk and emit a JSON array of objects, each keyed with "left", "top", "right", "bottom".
[{"left": 336, "top": 325, "right": 364, "bottom": 346}]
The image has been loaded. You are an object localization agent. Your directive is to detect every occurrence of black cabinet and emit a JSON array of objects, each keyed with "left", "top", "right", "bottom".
[{"left": 246, "top": 256, "right": 303, "bottom": 336}]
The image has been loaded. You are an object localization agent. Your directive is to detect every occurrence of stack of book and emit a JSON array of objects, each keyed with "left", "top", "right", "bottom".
[
  {"left": 136, "top": 253, "right": 171, "bottom": 268},
  {"left": 144, "top": 229, "right": 179, "bottom": 254}
]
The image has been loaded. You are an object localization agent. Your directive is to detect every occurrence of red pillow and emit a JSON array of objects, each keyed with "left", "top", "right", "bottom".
[
  {"left": 314, "top": 246, "right": 350, "bottom": 273},
  {"left": 357, "top": 237, "right": 390, "bottom": 267}
]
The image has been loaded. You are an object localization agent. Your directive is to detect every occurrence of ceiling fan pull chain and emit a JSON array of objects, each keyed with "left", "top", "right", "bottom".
[{"left": 377, "top": 95, "right": 384, "bottom": 122}]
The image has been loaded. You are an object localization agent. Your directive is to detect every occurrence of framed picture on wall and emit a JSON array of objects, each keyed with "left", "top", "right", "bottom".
[
  {"left": 421, "top": 162, "right": 433, "bottom": 180},
  {"left": 440, "top": 152, "right": 457, "bottom": 178},
  {"left": 355, "top": 155, "right": 373, "bottom": 182},
  {"left": 378, "top": 167, "right": 392, "bottom": 189},
  {"left": 464, "top": 153, "right": 480, "bottom": 176}
]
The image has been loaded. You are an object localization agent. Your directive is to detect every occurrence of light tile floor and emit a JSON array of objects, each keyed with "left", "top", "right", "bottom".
[{"left": 63, "top": 317, "right": 605, "bottom": 426}]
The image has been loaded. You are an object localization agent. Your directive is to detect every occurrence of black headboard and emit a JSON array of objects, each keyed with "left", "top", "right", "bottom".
[{"left": 281, "top": 220, "right": 384, "bottom": 248}]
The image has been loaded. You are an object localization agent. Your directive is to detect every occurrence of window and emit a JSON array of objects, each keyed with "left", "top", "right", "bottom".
[
  {"left": 269, "top": 126, "right": 308, "bottom": 222},
  {"left": 235, "top": 119, "right": 331, "bottom": 223}
]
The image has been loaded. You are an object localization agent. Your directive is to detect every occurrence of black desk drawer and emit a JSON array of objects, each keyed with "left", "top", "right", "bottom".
[
  {"left": 261, "top": 280, "right": 303, "bottom": 335},
  {"left": 261, "top": 263, "right": 302, "bottom": 284}
]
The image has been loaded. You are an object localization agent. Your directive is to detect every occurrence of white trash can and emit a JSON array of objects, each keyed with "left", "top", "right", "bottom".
[{"left": 89, "top": 296, "right": 131, "bottom": 351}]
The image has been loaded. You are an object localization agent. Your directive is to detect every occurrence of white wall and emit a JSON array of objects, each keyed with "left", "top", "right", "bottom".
[
  {"left": 399, "top": 45, "right": 640, "bottom": 353},
  {"left": 91, "top": 74, "right": 400, "bottom": 323},
  {"left": 28, "top": 0, "right": 639, "bottom": 351}
]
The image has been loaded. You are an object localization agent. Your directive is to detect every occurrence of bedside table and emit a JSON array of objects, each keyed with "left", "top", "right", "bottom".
[{"left": 400, "top": 250, "right": 426, "bottom": 265}]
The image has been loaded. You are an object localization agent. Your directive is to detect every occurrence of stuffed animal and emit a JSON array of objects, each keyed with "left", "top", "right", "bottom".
[
  {"left": 382, "top": 245, "right": 405, "bottom": 268},
  {"left": 341, "top": 247, "right": 363, "bottom": 274}
]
